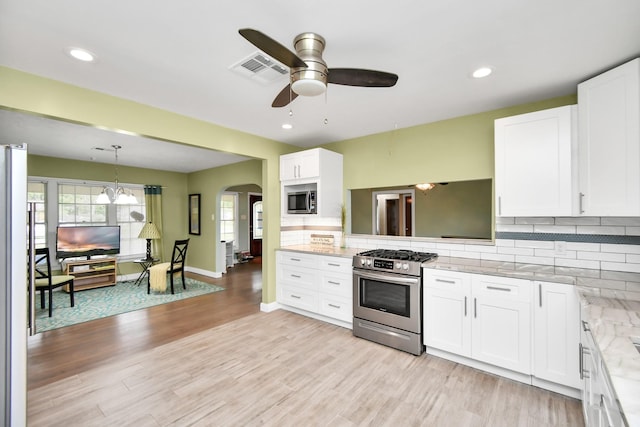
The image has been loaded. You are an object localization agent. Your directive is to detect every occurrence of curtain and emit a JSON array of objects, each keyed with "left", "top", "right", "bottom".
[{"left": 144, "top": 185, "right": 164, "bottom": 261}]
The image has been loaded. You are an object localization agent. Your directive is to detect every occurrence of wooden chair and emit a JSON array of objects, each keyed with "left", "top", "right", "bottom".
[
  {"left": 147, "top": 239, "right": 189, "bottom": 295},
  {"left": 33, "top": 247, "right": 75, "bottom": 317}
]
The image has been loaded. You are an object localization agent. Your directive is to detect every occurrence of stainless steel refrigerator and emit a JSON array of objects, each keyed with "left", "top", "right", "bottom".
[{"left": 1, "top": 144, "right": 27, "bottom": 426}]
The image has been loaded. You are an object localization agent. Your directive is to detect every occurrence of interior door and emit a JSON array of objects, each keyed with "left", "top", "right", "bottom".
[{"left": 249, "top": 194, "right": 262, "bottom": 256}]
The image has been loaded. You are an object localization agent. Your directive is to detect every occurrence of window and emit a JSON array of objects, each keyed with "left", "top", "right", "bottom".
[
  {"left": 220, "top": 193, "right": 237, "bottom": 244},
  {"left": 116, "top": 187, "right": 146, "bottom": 255},
  {"left": 253, "top": 200, "right": 263, "bottom": 239},
  {"left": 58, "top": 184, "right": 107, "bottom": 225},
  {"left": 27, "top": 181, "right": 47, "bottom": 247}
]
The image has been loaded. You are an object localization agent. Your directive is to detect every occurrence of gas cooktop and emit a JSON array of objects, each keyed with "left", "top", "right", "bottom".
[
  {"left": 356, "top": 249, "right": 438, "bottom": 263},
  {"left": 353, "top": 249, "right": 438, "bottom": 276}
]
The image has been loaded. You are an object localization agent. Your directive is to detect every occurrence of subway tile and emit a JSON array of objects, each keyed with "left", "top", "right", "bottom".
[
  {"left": 601, "top": 244, "right": 640, "bottom": 254},
  {"left": 465, "top": 244, "right": 497, "bottom": 253},
  {"left": 495, "top": 239, "right": 515, "bottom": 247},
  {"left": 576, "top": 225, "right": 626, "bottom": 235},
  {"left": 450, "top": 250, "right": 480, "bottom": 259},
  {"left": 601, "top": 217, "right": 640, "bottom": 226},
  {"left": 495, "top": 217, "right": 515, "bottom": 225},
  {"left": 515, "top": 217, "right": 554, "bottom": 225},
  {"left": 515, "top": 240, "right": 555, "bottom": 249},
  {"left": 496, "top": 224, "right": 534, "bottom": 233},
  {"left": 535, "top": 248, "right": 576, "bottom": 259},
  {"left": 555, "top": 258, "right": 600, "bottom": 270},
  {"left": 566, "top": 242, "right": 601, "bottom": 252},
  {"left": 601, "top": 261, "right": 640, "bottom": 274},
  {"left": 497, "top": 246, "right": 535, "bottom": 256},
  {"left": 555, "top": 217, "right": 601, "bottom": 226},
  {"left": 533, "top": 225, "right": 576, "bottom": 234},
  {"left": 436, "top": 242, "right": 468, "bottom": 251},
  {"left": 626, "top": 282, "right": 640, "bottom": 292},
  {"left": 578, "top": 251, "right": 626, "bottom": 262},
  {"left": 626, "top": 226, "right": 640, "bottom": 236},
  {"left": 627, "top": 254, "right": 640, "bottom": 264}
]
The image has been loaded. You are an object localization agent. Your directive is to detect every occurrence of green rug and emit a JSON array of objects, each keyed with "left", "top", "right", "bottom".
[{"left": 34, "top": 278, "right": 224, "bottom": 333}]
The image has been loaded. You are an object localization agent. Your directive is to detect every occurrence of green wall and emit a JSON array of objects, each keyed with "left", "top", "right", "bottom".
[{"left": 187, "top": 160, "right": 262, "bottom": 271}]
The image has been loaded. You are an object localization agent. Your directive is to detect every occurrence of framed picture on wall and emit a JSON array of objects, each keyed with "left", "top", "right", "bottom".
[{"left": 189, "top": 194, "right": 201, "bottom": 235}]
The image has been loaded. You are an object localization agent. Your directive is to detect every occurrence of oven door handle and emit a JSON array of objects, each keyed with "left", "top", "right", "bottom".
[{"left": 354, "top": 270, "right": 420, "bottom": 285}]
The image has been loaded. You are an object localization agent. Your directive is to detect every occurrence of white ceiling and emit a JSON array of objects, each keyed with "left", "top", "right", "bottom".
[{"left": 0, "top": 0, "right": 639, "bottom": 172}]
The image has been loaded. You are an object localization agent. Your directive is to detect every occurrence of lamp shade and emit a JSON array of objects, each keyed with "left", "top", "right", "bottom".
[{"left": 138, "top": 222, "right": 161, "bottom": 239}]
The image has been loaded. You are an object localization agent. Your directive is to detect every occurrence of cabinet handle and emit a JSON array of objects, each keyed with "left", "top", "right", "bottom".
[
  {"left": 487, "top": 286, "right": 511, "bottom": 292},
  {"left": 579, "top": 192, "right": 585, "bottom": 214},
  {"left": 582, "top": 320, "right": 590, "bottom": 332},
  {"left": 290, "top": 294, "right": 301, "bottom": 299},
  {"left": 579, "top": 343, "right": 584, "bottom": 379},
  {"left": 328, "top": 263, "right": 340, "bottom": 267},
  {"left": 474, "top": 298, "right": 477, "bottom": 318},
  {"left": 538, "top": 283, "right": 542, "bottom": 307},
  {"left": 328, "top": 303, "right": 341, "bottom": 309},
  {"left": 464, "top": 296, "right": 467, "bottom": 317},
  {"left": 290, "top": 258, "right": 301, "bottom": 262},
  {"left": 498, "top": 196, "right": 502, "bottom": 216},
  {"left": 291, "top": 274, "right": 301, "bottom": 279},
  {"left": 435, "top": 278, "right": 456, "bottom": 284},
  {"left": 327, "top": 280, "right": 340, "bottom": 285}
]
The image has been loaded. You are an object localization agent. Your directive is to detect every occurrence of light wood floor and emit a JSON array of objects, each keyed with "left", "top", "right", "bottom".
[{"left": 27, "top": 258, "right": 584, "bottom": 426}]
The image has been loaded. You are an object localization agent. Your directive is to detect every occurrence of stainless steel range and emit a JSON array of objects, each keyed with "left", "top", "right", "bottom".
[{"left": 352, "top": 249, "right": 437, "bottom": 355}]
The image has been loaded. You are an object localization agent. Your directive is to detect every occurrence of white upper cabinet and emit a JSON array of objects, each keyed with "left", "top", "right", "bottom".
[
  {"left": 578, "top": 58, "right": 640, "bottom": 216},
  {"left": 280, "top": 149, "right": 321, "bottom": 181},
  {"left": 495, "top": 105, "right": 577, "bottom": 217}
]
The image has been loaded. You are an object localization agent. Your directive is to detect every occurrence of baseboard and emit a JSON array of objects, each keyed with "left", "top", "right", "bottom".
[
  {"left": 260, "top": 301, "right": 281, "bottom": 312},
  {"left": 531, "top": 377, "right": 581, "bottom": 399},
  {"left": 185, "top": 266, "right": 223, "bottom": 279},
  {"left": 279, "top": 305, "right": 353, "bottom": 330},
  {"left": 118, "top": 273, "right": 138, "bottom": 282},
  {"left": 426, "top": 347, "right": 531, "bottom": 385}
]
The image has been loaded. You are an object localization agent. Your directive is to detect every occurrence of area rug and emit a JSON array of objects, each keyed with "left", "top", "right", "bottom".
[{"left": 34, "top": 278, "right": 224, "bottom": 333}]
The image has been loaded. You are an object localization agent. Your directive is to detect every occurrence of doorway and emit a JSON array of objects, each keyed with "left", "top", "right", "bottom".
[{"left": 249, "top": 194, "right": 263, "bottom": 257}]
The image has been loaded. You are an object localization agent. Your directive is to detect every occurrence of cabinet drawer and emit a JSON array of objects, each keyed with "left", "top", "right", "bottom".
[
  {"left": 320, "top": 256, "right": 352, "bottom": 273},
  {"left": 424, "top": 269, "right": 472, "bottom": 293},
  {"left": 319, "top": 294, "right": 352, "bottom": 323},
  {"left": 278, "top": 251, "right": 318, "bottom": 269},
  {"left": 472, "top": 274, "right": 531, "bottom": 303},
  {"left": 320, "top": 273, "right": 352, "bottom": 297},
  {"left": 279, "top": 285, "right": 318, "bottom": 312},
  {"left": 280, "top": 265, "right": 317, "bottom": 290}
]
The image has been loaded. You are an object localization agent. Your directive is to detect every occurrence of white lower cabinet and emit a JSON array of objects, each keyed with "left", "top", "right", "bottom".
[
  {"left": 424, "top": 269, "right": 580, "bottom": 396},
  {"left": 533, "top": 281, "right": 581, "bottom": 390},
  {"left": 276, "top": 250, "right": 352, "bottom": 326}
]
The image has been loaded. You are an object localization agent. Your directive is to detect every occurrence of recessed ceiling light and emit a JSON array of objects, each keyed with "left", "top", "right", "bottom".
[
  {"left": 472, "top": 67, "right": 493, "bottom": 78},
  {"left": 282, "top": 123, "right": 293, "bottom": 130},
  {"left": 67, "top": 47, "right": 96, "bottom": 62}
]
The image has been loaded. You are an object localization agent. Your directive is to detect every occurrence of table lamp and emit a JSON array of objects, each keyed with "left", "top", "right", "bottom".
[{"left": 138, "top": 222, "right": 161, "bottom": 260}]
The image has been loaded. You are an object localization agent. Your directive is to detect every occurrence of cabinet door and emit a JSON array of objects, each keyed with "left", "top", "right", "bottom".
[
  {"left": 423, "top": 270, "right": 472, "bottom": 357},
  {"left": 578, "top": 58, "right": 640, "bottom": 216},
  {"left": 280, "top": 150, "right": 320, "bottom": 181},
  {"left": 494, "top": 105, "right": 577, "bottom": 216},
  {"left": 534, "top": 281, "right": 581, "bottom": 389},
  {"left": 471, "top": 275, "right": 532, "bottom": 374}
]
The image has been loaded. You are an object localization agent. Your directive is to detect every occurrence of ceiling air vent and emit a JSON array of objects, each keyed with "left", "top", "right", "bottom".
[{"left": 229, "top": 51, "right": 289, "bottom": 84}]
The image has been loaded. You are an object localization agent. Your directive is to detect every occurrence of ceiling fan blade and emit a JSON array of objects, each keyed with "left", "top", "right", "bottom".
[
  {"left": 327, "top": 68, "right": 398, "bottom": 87},
  {"left": 238, "top": 28, "right": 308, "bottom": 69},
  {"left": 272, "top": 84, "right": 299, "bottom": 108}
]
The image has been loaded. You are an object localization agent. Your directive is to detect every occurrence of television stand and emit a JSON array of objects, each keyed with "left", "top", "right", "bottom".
[{"left": 63, "top": 258, "right": 117, "bottom": 291}]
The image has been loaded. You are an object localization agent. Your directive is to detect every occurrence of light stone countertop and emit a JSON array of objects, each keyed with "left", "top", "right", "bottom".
[{"left": 278, "top": 245, "right": 366, "bottom": 258}]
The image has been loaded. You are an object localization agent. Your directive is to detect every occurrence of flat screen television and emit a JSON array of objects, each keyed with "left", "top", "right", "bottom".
[{"left": 56, "top": 225, "right": 121, "bottom": 260}]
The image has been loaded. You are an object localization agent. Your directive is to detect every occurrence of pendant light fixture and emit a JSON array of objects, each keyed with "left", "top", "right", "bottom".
[{"left": 96, "top": 145, "right": 138, "bottom": 204}]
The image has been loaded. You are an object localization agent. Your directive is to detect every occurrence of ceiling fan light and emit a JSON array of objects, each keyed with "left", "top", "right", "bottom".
[{"left": 291, "top": 79, "right": 326, "bottom": 96}]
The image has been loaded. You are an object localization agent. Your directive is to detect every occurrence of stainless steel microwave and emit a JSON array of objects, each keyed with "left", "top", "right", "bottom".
[{"left": 287, "top": 190, "right": 317, "bottom": 214}]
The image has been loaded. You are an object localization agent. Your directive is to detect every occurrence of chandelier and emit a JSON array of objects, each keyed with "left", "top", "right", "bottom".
[{"left": 96, "top": 145, "right": 138, "bottom": 204}]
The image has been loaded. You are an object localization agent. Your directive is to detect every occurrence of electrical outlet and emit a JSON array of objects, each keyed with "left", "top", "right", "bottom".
[{"left": 554, "top": 241, "right": 567, "bottom": 257}]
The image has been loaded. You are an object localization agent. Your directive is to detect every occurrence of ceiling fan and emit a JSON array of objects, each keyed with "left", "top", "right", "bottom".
[{"left": 238, "top": 28, "right": 399, "bottom": 107}]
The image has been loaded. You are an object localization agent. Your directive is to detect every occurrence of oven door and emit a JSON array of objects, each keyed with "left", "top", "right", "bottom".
[{"left": 353, "top": 269, "right": 421, "bottom": 333}]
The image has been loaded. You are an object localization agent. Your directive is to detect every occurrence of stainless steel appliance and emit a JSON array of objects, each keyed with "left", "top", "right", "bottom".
[
  {"left": 286, "top": 190, "right": 317, "bottom": 214},
  {"left": 352, "top": 249, "right": 437, "bottom": 355}
]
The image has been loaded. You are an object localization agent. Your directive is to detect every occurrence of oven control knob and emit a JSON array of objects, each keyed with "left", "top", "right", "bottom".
[
  {"left": 402, "top": 263, "right": 409, "bottom": 270},
  {"left": 360, "top": 258, "right": 366, "bottom": 266},
  {"left": 395, "top": 262, "right": 401, "bottom": 269},
  {"left": 366, "top": 259, "right": 372, "bottom": 266}
]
